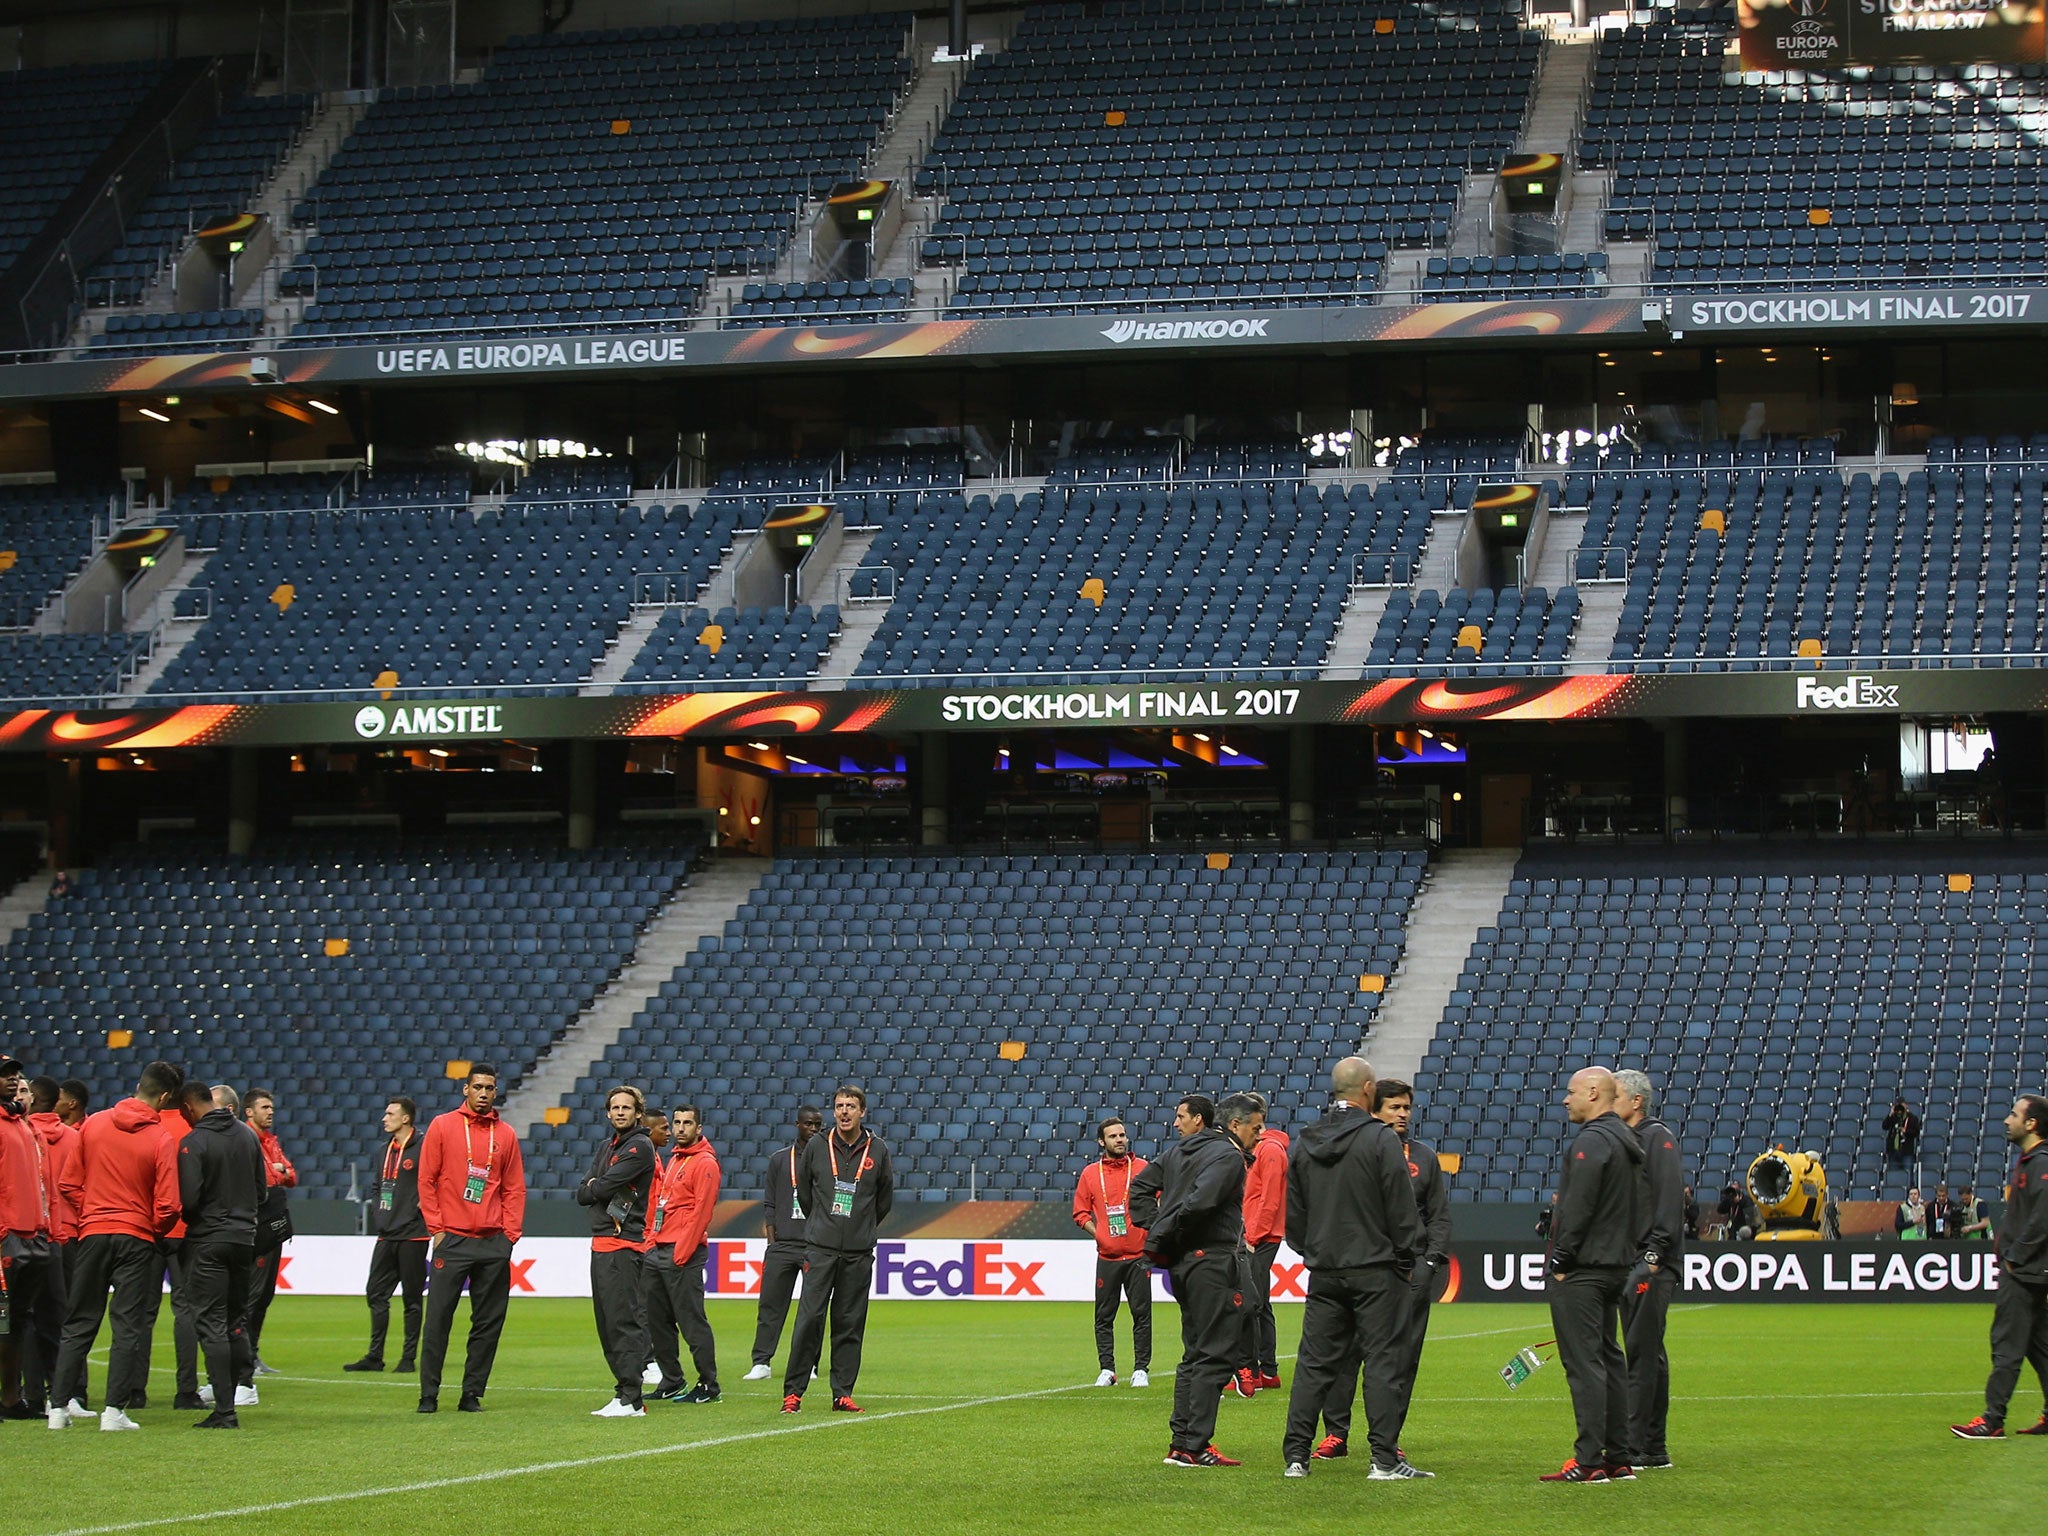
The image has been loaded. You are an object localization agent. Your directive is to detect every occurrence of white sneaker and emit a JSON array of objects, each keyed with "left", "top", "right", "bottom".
[
  {"left": 743, "top": 1364, "right": 772, "bottom": 1381},
  {"left": 99, "top": 1407, "right": 140, "bottom": 1432},
  {"left": 1131, "top": 1370, "right": 1150, "bottom": 1388},
  {"left": 641, "top": 1362, "right": 662, "bottom": 1387},
  {"left": 1284, "top": 1462, "right": 1310, "bottom": 1479},
  {"left": 592, "top": 1398, "right": 646, "bottom": 1418},
  {"left": 197, "top": 1385, "right": 215, "bottom": 1407},
  {"left": 47, "top": 1407, "right": 68, "bottom": 1430},
  {"left": 234, "top": 1386, "right": 259, "bottom": 1407},
  {"left": 62, "top": 1399, "right": 92, "bottom": 1424},
  {"left": 1369, "top": 1460, "right": 1434, "bottom": 1479},
  {"left": 1094, "top": 1369, "right": 1116, "bottom": 1387}
]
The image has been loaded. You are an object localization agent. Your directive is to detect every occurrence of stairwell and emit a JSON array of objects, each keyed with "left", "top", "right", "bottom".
[
  {"left": 1414, "top": 510, "right": 1464, "bottom": 590},
  {"left": 1321, "top": 586, "right": 1395, "bottom": 680},
  {"left": 114, "top": 552, "right": 212, "bottom": 701},
  {"left": 1527, "top": 509, "right": 1586, "bottom": 592},
  {"left": 1516, "top": 39, "right": 1595, "bottom": 154},
  {"left": 1364, "top": 848, "right": 1518, "bottom": 1080},
  {"left": 255, "top": 95, "right": 368, "bottom": 338},
  {"left": 501, "top": 857, "right": 770, "bottom": 1133},
  {"left": 0, "top": 871, "right": 54, "bottom": 949},
  {"left": 1448, "top": 173, "right": 1496, "bottom": 261},
  {"left": 1568, "top": 578, "right": 1628, "bottom": 672},
  {"left": 582, "top": 510, "right": 739, "bottom": 694},
  {"left": 811, "top": 529, "right": 894, "bottom": 686}
]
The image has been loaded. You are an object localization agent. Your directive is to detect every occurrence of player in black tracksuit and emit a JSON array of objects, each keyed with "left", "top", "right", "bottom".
[
  {"left": 576, "top": 1092, "right": 657, "bottom": 1412},
  {"left": 1130, "top": 1094, "right": 1255, "bottom": 1464},
  {"left": 1618, "top": 1072, "right": 1687, "bottom": 1468},
  {"left": 1543, "top": 1070, "right": 1646, "bottom": 1481},
  {"left": 348, "top": 1098, "right": 427, "bottom": 1373},
  {"left": 1960, "top": 1095, "right": 2048, "bottom": 1437},
  {"left": 1281, "top": 1073, "right": 1427, "bottom": 1475},
  {"left": 783, "top": 1088, "right": 893, "bottom": 1409},
  {"left": 1318, "top": 1081, "right": 1450, "bottom": 1457},
  {"left": 750, "top": 1107, "right": 822, "bottom": 1375},
  {"left": 175, "top": 1087, "right": 265, "bottom": 1429}
]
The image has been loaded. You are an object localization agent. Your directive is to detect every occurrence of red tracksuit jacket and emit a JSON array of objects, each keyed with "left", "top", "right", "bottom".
[
  {"left": 1242, "top": 1129, "right": 1290, "bottom": 1247},
  {"left": 62, "top": 1098, "right": 180, "bottom": 1243},
  {"left": 1073, "top": 1154, "right": 1150, "bottom": 1260},
  {"left": 418, "top": 1105, "right": 526, "bottom": 1243},
  {"left": 648, "top": 1135, "right": 720, "bottom": 1262}
]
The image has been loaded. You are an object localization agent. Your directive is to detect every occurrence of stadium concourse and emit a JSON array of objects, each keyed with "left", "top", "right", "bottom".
[{"left": 0, "top": 0, "right": 2045, "bottom": 1519}]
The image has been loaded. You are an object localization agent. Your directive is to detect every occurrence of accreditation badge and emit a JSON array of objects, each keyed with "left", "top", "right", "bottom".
[
  {"left": 832, "top": 1178, "right": 857, "bottom": 1218},
  {"left": 1106, "top": 1203, "right": 1128, "bottom": 1238},
  {"left": 463, "top": 1164, "right": 489, "bottom": 1204},
  {"left": 379, "top": 1186, "right": 395, "bottom": 1211}
]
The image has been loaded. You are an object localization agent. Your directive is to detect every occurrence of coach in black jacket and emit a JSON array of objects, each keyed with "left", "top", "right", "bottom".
[
  {"left": 1962, "top": 1094, "right": 2048, "bottom": 1437},
  {"left": 1130, "top": 1092, "right": 1257, "bottom": 1466},
  {"left": 1542, "top": 1067, "right": 1646, "bottom": 1482},
  {"left": 577, "top": 1088, "right": 658, "bottom": 1415},
  {"left": 347, "top": 1096, "right": 428, "bottom": 1373},
  {"left": 1280, "top": 1059, "right": 1426, "bottom": 1477},
  {"left": 783, "top": 1084, "right": 895, "bottom": 1410},
  {"left": 176, "top": 1083, "right": 265, "bottom": 1428},
  {"left": 1616, "top": 1068, "right": 1686, "bottom": 1469}
]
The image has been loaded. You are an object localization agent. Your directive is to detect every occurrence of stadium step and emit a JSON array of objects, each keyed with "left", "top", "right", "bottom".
[
  {"left": 1321, "top": 587, "right": 1396, "bottom": 682},
  {"left": 811, "top": 531, "right": 894, "bottom": 687},
  {"left": 1568, "top": 579, "right": 1627, "bottom": 675},
  {"left": 114, "top": 552, "right": 213, "bottom": 702},
  {"left": 1368, "top": 848, "right": 1519, "bottom": 1082},
  {"left": 1516, "top": 38, "right": 1597, "bottom": 156},
  {"left": 1526, "top": 510, "right": 1586, "bottom": 596},
  {"left": 499, "top": 856, "right": 773, "bottom": 1135},
  {"left": 0, "top": 870, "right": 54, "bottom": 950}
]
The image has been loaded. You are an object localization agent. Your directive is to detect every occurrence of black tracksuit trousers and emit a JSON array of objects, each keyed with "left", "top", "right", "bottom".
[
  {"left": 645, "top": 1242, "right": 719, "bottom": 1392},
  {"left": 1986, "top": 1272, "right": 2048, "bottom": 1428},
  {"left": 365, "top": 1238, "right": 427, "bottom": 1366},
  {"left": 164, "top": 1240, "right": 200, "bottom": 1398},
  {"left": 1320, "top": 1263, "right": 1432, "bottom": 1442},
  {"left": 1550, "top": 1266, "right": 1630, "bottom": 1468},
  {"left": 1094, "top": 1257, "right": 1152, "bottom": 1373},
  {"left": 1622, "top": 1265, "right": 1677, "bottom": 1460},
  {"left": 186, "top": 1242, "right": 254, "bottom": 1414},
  {"left": 23, "top": 1244, "right": 66, "bottom": 1410},
  {"left": 783, "top": 1247, "right": 873, "bottom": 1399},
  {"left": 418, "top": 1233, "right": 513, "bottom": 1405},
  {"left": 591, "top": 1247, "right": 650, "bottom": 1407},
  {"left": 244, "top": 1243, "right": 283, "bottom": 1366},
  {"left": 1238, "top": 1241, "right": 1279, "bottom": 1374},
  {"left": 54, "top": 1234, "right": 162, "bottom": 1410},
  {"left": 750, "top": 1241, "right": 805, "bottom": 1367},
  {"left": 1167, "top": 1249, "right": 1242, "bottom": 1455},
  {"left": 1283, "top": 1265, "right": 1407, "bottom": 1466}
]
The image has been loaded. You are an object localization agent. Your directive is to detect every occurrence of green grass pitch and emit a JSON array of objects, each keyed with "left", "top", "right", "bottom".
[{"left": 29, "top": 1296, "right": 2040, "bottom": 1536}]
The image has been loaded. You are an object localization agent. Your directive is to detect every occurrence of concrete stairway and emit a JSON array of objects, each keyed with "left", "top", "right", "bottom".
[
  {"left": 252, "top": 95, "right": 368, "bottom": 336},
  {"left": 1364, "top": 848, "right": 1518, "bottom": 1079},
  {"left": 1415, "top": 510, "right": 1464, "bottom": 588},
  {"left": 1517, "top": 39, "right": 1595, "bottom": 153},
  {"left": 1322, "top": 586, "right": 1396, "bottom": 680},
  {"left": 501, "top": 857, "right": 770, "bottom": 1134},
  {"left": 0, "top": 871, "right": 54, "bottom": 949},
  {"left": 1527, "top": 509, "right": 1587, "bottom": 592},
  {"left": 813, "top": 531, "right": 894, "bottom": 686},
  {"left": 1448, "top": 173, "right": 1495, "bottom": 260},
  {"left": 581, "top": 609, "right": 667, "bottom": 695},
  {"left": 113, "top": 552, "right": 213, "bottom": 702},
  {"left": 1569, "top": 579, "right": 1628, "bottom": 671}
]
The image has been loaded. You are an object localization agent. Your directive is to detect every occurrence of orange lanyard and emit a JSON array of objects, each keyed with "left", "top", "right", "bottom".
[
  {"left": 382, "top": 1133, "right": 410, "bottom": 1185},
  {"left": 827, "top": 1132, "right": 870, "bottom": 1182},
  {"left": 1096, "top": 1157, "right": 1131, "bottom": 1208},
  {"left": 462, "top": 1117, "right": 496, "bottom": 1174}
]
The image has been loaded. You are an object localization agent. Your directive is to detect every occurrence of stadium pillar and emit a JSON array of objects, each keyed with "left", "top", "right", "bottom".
[
  {"left": 568, "top": 740, "right": 596, "bottom": 850},
  {"left": 921, "top": 734, "right": 949, "bottom": 846},
  {"left": 1289, "top": 725, "right": 1314, "bottom": 845},
  {"left": 1660, "top": 718, "right": 1687, "bottom": 836},
  {"left": 45, "top": 755, "right": 81, "bottom": 870},
  {"left": 228, "top": 749, "right": 258, "bottom": 855},
  {"left": 949, "top": 0, "right": 967, "bottom": 57}
]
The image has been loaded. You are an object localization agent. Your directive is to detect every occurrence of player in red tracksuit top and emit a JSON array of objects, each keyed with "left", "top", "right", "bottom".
[
  {"left": 1074, "top": 1114, "right": 1151, "bottom": 1387},
  {"left": 415, "top": 1064, "right": 526, "bottom": 1413},
  {"left": 1235, "top": 1114, "right": 1290, "bottom": 1396},
  {"left": 26, "top": 1076, "right": 80, "bottom": 1416},
  {"left": 243, "top": 1089, "right": 296, "bottom": 1376},
  {"left": 643, "top": 1104, "right": 722, "bottom": 1403},
  {"left": 0, "top": 1059, "right": 52, "bottom": 1417},
  {"left": 50, "top": 1061, "right": 183, "bottom": 1428}
]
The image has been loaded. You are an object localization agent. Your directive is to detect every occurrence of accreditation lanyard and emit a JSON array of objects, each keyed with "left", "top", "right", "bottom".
[
  {"left": 788, "top": 1146, "right": 806, "bottom": 1222},
  {"left": 827, "top": 1132, "right": 870, "bottom": 1219},
  {"left": 380, "top": 1134, "right": 408, "bottom": 1211},
  {"left": 461, "top": 1117, "right": 496, "bottom": 1205},
  {"left": 1097, "top": 1157, "right": 1132, "bottom": 1238}
]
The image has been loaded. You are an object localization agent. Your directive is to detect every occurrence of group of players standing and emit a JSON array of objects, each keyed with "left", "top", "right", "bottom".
[{"left": 1076, "top": 1059, "right": 1684, "bottom": 1478}]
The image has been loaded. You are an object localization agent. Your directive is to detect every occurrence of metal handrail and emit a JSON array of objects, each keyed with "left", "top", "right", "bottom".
[
  {"left": 838, "top": 565, "right": 898, "bottom": 604},
  {"left": 1574, "top": 546, "right": 1630, "bottom": 583},
  {"left": 630, "top": 572, "right": 698, "bottom": 608},
  {"left": 1352, "top": 553, "right": 1416, "bottom": 588}
]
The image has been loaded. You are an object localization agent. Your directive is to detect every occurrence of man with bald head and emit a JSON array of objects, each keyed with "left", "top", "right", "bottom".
[
  {"left": 1540, "top": 1067, "right": 1645, "bottom": 1484},
  {"left": 1279, "top": 1057, "right": 1427, "bottom": 1480},
  {"left": 1615, "top": 1068, "right": 1685, "bottom": 1470}
]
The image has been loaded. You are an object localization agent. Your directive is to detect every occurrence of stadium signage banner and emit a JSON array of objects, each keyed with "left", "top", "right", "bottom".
[
  {"left": 1679, "top": 288, "right": 2046, "bottom": 333},
  {"left": 1445, "top": 1241, "right": 2002, "bottom": 1302},
  {"left": 1738, "top": 0, "right": 2047, "bottom": 68},
  {"left": 7, "top": 669, "right": 2048, "bottom": 752},
  {"left": 266, "top": 1235, "right": 1998, "bottom": 1302}
]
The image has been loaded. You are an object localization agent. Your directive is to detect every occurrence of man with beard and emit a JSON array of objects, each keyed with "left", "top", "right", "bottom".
[
  {"left": 1951, "top": 1095, "right": 2048, "bottom": 1439},
  {"left": 578, "top": 1086, "right": 658, "bottom": 1418},
  {"left": 645, "top": 1104, "right": 721, "bottom": 1404},
  {"left": 1073, "top": 1114, "right": 1151, "bottom": 1388},
  {"left": 1615, "top": 1068, "right": 1686, "bottom": 1471}
]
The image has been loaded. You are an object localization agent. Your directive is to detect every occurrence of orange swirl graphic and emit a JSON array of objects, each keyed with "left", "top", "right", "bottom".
[
  {"left": 722, "top": 702, "right": 827, "bottom": 733},
  {"left": 0, "top": 710, "right": 51, "bottom": 745},
  {"left": 624, "top": 693, "right": 781, "bottom": 737}
]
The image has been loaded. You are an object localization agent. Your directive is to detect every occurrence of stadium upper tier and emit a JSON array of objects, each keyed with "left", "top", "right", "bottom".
[
  {"left": 83, "top": 92, "right": 316, "bottom": 308},
  {"left": 1586, "top": 20, "right": 2048, "bottom": 288},
  {"left": 924, "top": 1, "right": 1538, "bottom": 316},
  {"left": 278, "top": 16, "right": 912, "bottom": 343},
  {"left": 0, "top": 60, "right": 167, "bottom": 275},
  {"left": 519, "top": 849, "right": 1422, "bottom": 1197},
  {"left": 850, "top": 482, "right": 1427, "bottom": 684},
  {"left": 152, "top": 470, "right": 739, "bottom": 701},
  {"left": 1417, "top": 853, "right": 2048, "bottom": 1203},
  {"left": 0, "top": 834, "right": 700, "bottom": 1199}
]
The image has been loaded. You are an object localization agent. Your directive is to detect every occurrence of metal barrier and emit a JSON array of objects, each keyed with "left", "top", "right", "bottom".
[
  {"left": 839, "top": 565, "right": 898, "bottom": 604},
  {"left": 1351, "top": 553, "right": 1416, "bottom": 589},
  {"left": 631, "top": 572, "right": 698, "bottom": 608}
]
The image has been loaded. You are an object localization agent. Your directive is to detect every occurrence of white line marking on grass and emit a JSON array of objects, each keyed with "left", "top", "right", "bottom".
[{"left": 38, "top": 1376, "right": 1153, "bottom": 1536}]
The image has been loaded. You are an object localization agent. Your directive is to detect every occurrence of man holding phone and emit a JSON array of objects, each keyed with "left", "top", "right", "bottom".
[{"left": 415, "top": 1065, "right": 526, "bottom": 1414}]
